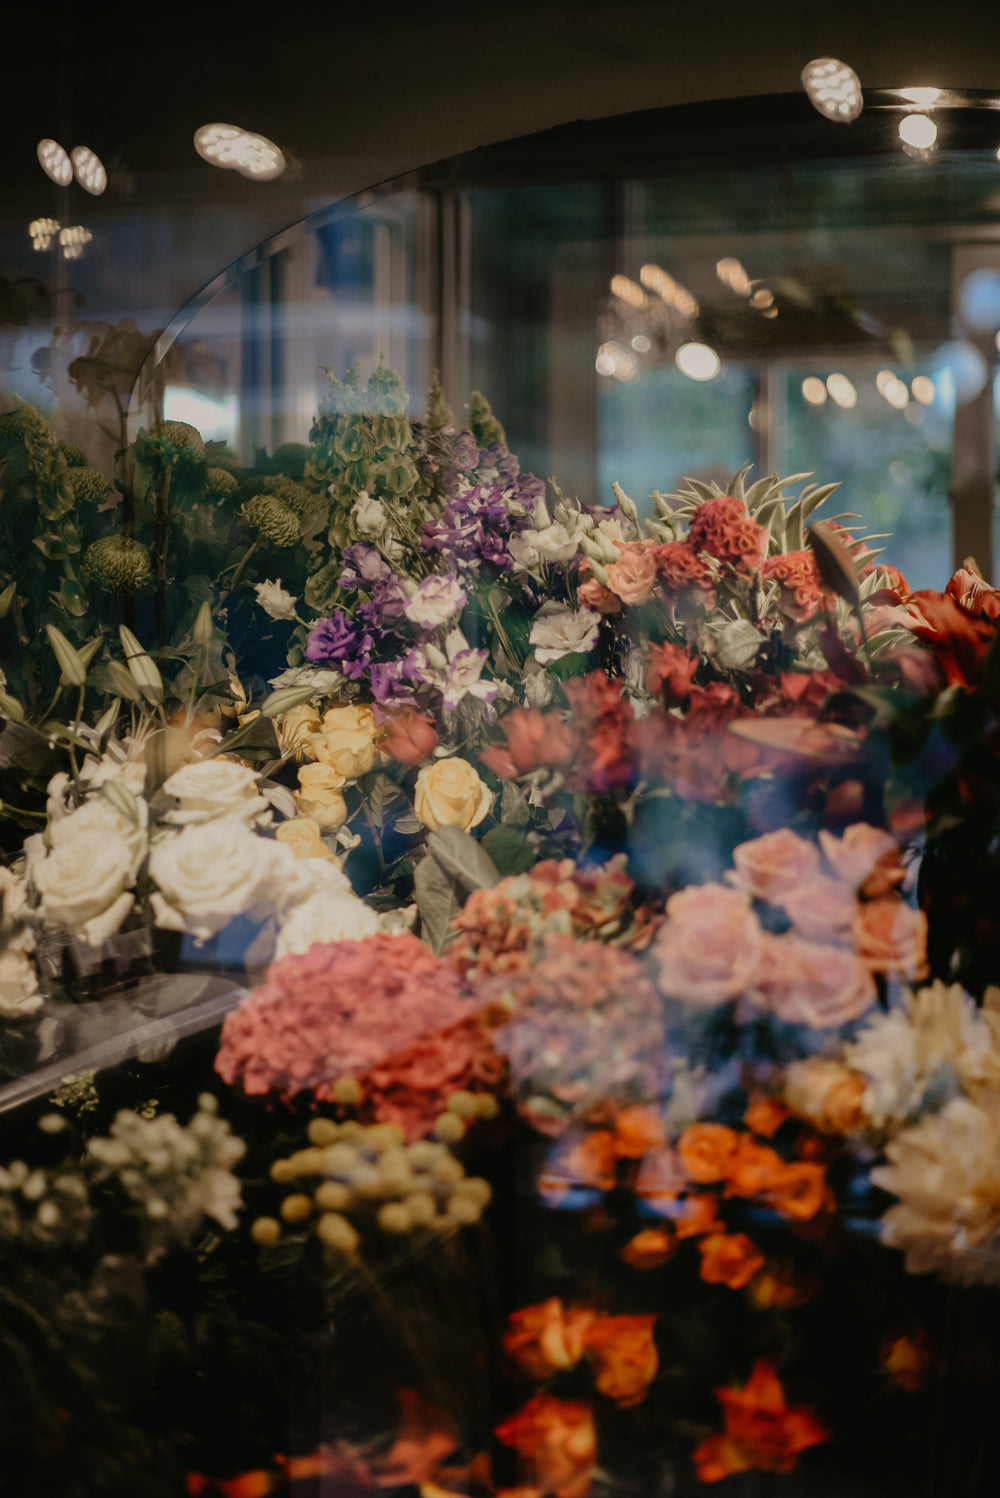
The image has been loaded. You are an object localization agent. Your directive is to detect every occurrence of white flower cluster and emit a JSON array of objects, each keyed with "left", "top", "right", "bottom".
[
  {"left": 26, "top": 794, "right": 149, "bottom": 948},
  {"left": 0, "top": 1155, "right": 92, "bottom": 1249},
  {"left": 87, "top": 1095, "right": 245, "bottom": 1259},
  {"left": 0, "top": 866, "right": 40, "bottom": 1017}
]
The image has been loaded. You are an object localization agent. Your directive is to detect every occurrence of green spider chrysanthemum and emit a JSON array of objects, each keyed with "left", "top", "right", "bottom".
[
  {"left": 82, "top": 534, "right": 153, "bottom": 594},
  {"left": 241, "top": 494, "right": 300, "bottom": 548},
  {"left": 69, "top": 466, "right": 109, "bottom": 504}
]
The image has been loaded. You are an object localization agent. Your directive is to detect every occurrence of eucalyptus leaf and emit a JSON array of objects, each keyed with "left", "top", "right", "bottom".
[
  {"left": 426, "top": 824, "right": 500, "bottom": 893},
  {"left": 413, "top": 849, "right": 461, "bottom": 954}
]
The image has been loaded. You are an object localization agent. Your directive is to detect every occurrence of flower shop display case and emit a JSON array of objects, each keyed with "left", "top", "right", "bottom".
[{"left": 8, "top": 88, "right": 1000, "bottom": 1498}]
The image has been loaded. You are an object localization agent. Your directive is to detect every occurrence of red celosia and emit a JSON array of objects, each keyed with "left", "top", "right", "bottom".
[
  {"left": 686, "top": 496, "right": 768, "bottom": 578},
  {"left": 646, "top": 641, "right": 700, "bottom": 702},
  {"left": 653, "top": 540, "right": 718, "bottom": 611},
  {"left": 762, "top": 551, "right": 835, "bottom": 623},
  {"left": 693, "top": 1360, "right": 829, "bottom": 1482}
]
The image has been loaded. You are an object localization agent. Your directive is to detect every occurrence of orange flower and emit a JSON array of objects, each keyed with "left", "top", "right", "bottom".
[
  {"left": 614, "top": 1105, "right": 667, "bottom": 1159},
  {"left": 745, "top": 1261, "right": 818, "bottom": 1311},
  {"left": 678, "top": 1124, "right": 741, "bottom": 1183},
  {"left": 495, "top": 1395, "right": 597, "bottom": 1498},
  {"left": 762, "top": 1162, "right": 829, "bottom": 1222},
  {"left": 698, "top": 1232, "right": 766, "bottom": 1290},
  {"left": 722, "top": 1137, "right": 786, "bottom": 1199},
  {"left": 562, "top": 1131, "right": 619, "bottom": 1191},
  {"left": 744, "top": 1097, "right": 791, "bottom": 1138},
  {"left": 377, "top": 1390, "right": 459, "bottom": 1487},
  {"left": 693, "top": 1359, "right": 829, "bottom": 1482},
  {"left": 619, "top": 1226, "right": 676, "bottom": 1268},
  {"left": 672, "top": 1193, "right": 725, "bottom": 1240},
  {"left": 584, "top": 1315, "right": 659, "bottom": 1407},
  {"left": 504, "top": 1301, "right": 597, "bottom": 1379},
  {"left": 881, "top": 1331, "right": 934, "bottom": 1394},
  {"left": 634, "top": 1147, "right": 687, "bottom": 1211}
]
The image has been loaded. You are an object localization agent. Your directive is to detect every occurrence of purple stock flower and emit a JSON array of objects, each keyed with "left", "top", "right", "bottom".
[{"left": 304, "top": 613, "right": 375, "bottom": 679}]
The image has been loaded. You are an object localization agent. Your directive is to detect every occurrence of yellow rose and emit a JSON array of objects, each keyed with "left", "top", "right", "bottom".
[
  {"left": 310, "top": 704, "right": 378, "bottom": 779},
  {"left": 275, "top": 816, "right": 336, "bottom": 861},
  {"left": 277, "top": 703, "right": 322, "bottom": 760},
  {"left": 414, "top": 757, "right": 493, "bottom": 833},
  {"left": 296, "top": 762, "right": 348, "bottom": 832}
]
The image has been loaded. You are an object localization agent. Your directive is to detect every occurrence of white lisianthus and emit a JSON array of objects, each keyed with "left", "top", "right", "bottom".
[
  {"left": 529, "top": 602, "right": 601, "bottom": 664},
  {"left": 50, "top": 795, "right": 149, "bottom": 883},
  {"left": 353, "top": 490, "right": 389, "bottom": 540},
  {"left": 275, "top": 890, "right": 380, "bottom": 959},
  {"left": 268, "top": 665, "right": 345, "bottom": 695},
  {"left": 149, "top": 818, "right": 294, "bottom": 944},
  {"left": 253, "top": 579, "right": 298, "bottom": 621},
  {"left": 29, "top": 832, "right": 135, "bottom": 947},
  {"left": 404, "top": 574, "right": 467, "bottom": 629},
  {"left": 0, "top": 948, "right": 41, "bottom": 1017},
  {"left": 46, "top": 753, "right": 147, "bottom": 825},
  {"left": 160, "top": 758, "right": 271, "bottom": 828},
  {"left": 509, "top": 523, "right": 580, "bottom": 573}
]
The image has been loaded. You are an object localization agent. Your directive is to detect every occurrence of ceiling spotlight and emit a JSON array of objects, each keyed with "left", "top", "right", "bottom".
[
  {"left": 801, "top": 57, "right": 863, "bottom": 123},
  {"left": 631, "top": 334, "right": 651, "bottom": 353},
  {"left": 37, "top": 138, "right": 72, "bottom": 186},
  {"left": 194, "top": 123, "right": 285, "bottom": 181},
  {"left": 676, "top": 342, "right": 721, "bottom": 381},
  {"left": 610, "top": 274, "right": 647, "bottom": 309},
  {"left": 801, "top": 376, "right": 827, "bottom": 406},
  {"left": 29, "top": 217, "right": 60, "bottom": 251},
  {"left": 899, "top": 114, "right": 937, "bottom": 150},
  {"left": 826, "top": 373, "right": 857, "bottom": 409},
  {"left": 896, "top": 87, "right": 941, "bottom": 106},
  {"left": 70, "top": 146, "right": 106, "bottom": 196},
  {"left": 911, "top": 375, "right": 936, "bottom": 405}
]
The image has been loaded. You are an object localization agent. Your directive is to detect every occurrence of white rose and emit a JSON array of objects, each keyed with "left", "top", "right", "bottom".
[
  {"left": 254, "top": 579, "right": 298, "bottom": 621},
  {"left": 30, "top": 834, "right": 135, "bottom": 947},
  {"left": 50, "top": 796, "right": 148, "bottom": 883},
  {"left": 0, "top": 866, "right": 33, "bottom": 952},
  {"left": 353, "top": 491, "right": 389, "bottom": 540},
  {"left": 528, "top": 602, "right": 601, "bottom": 664},
  {"left": 404, "top": 575, "right": 467, "bottom": 629},
  {"left": 276, "top": 852, "right": 354, "bottom": 917},
  {"left": 274, "top": 890, "right": 379, "bottom": 959},
  {"left": 149, "top": 818, "right": 293, "bottom": 944},
  {"left": 0, "top": 947, "right": 41, "bottom": 1017},
  {"left": 160, "top": 758, "right": 271, "bottom": 827}
]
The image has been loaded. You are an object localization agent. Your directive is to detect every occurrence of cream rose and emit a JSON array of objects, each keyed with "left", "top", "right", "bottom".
[
  {"left": 275, "top": 816, "right": 337, "bottom": 861},
  {"left": 296, "top": 763, "right": 348, "bottom": 832},
  {"left": 414, "top": 756, "right": 493, "bottom": 833},
  {"left": 275, "top": 890, "right": 380, "bottom": 959},
  {"left": 160, "top": 758, "right": 271, "bottom": 827},
  {"left": 310, "top": 704, "right": 378, "bottom": 779},
  {"left": 0, "top": 866, "right": 34, "bottom": 953},
  {"left": 653, "top": 883, "right": 763, "bottom": 1006},
  {"left": 50, "top": 796, "right": 148, "bottom": 883},
  {"left": 148, "top": 818, "right": 292, "bottom": 944},
  {"left": 30, "top": 835, "right": 135, "bottom": 947},
  {"left": 0, "top": 947, "right": 41, "bottom": 1017},
  {"left": 276, "top": 702, "right": 322, "bottom": 760}
]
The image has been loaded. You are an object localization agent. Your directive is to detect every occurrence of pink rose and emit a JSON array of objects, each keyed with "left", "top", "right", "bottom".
[
  {"left": 749, "top": 933, "right": 877, "bottom": 1029},
  {"left": 819, "top": 824, "right": 905, "bottom": 898},
  {"left": 606, "top": 542, "right": 658, "bottom": 606},
  {"left": 853, "top": 898, "right": 928, "bottom": 979},
  {"left": 781, "top": 875, "right": 857, "bottom": 945},
  {"left": 730, "top": 829, "right": 820, "bottom": 903},
  {"left": 653, "top": 883, "right": 763, "bottom": 1006}
]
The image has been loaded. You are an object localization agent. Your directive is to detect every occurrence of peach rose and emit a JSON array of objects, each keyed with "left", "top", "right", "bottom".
[
  {"left": 730, "top": 829, "right": 820, "bottom": 903},
  {"left": 672, "top": 1193, "right": 724, "bottom": 1239},
  {"left": 274, "top": 816, "right": 336, "bottom": 861},
  {"left": 584, "top": 1314, "right": 658, "bottom": 1407},
  {"left": 748, "top": 933, "right": 877, "bottom": 1029},
  {"left": 818, "top": 823, "right": 905, "bottom": 898},
  {"left": 414, "top": 756, "right": 492, "bottom": 832},
  {"left": 310, "top": 703, "right": 378, "bottom": 779},
  {"left": 296, "top": 762, "right": 348, "bottom": 831},
  {"left": 698, "top": 1232, "right": 766, "bottom": 1289},
  {"left": 781, "top": 875, "right": 857, "bottom": 945},
  {"left": 379, "top": 708, "right": 437, "bottom": 766},
  {"left": 678, "top": 1123, "right": 740, "bottom": 1183},
  {"left": 854, "top": 898, "right": 928, "bottom": 980},
  {"left": 605, "top": 542, "right": 658, "bottom": 606},
  {"left": 503, "top": 1300, "right": 596, "bottom": 1379},
  {"left": 613, "top": 1105, "right": 667, "bottom": 1159},
  {"left": 634, "top": 1146, "right": 687, "bottom": 1209},
  {"left": 653, "top": 884, "right": 763, "bottom": 1007},
  {"left": 578, "top": 573, "right": 622, "bottom": 615}
]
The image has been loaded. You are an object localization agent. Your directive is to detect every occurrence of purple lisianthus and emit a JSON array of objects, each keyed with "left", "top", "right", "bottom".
[
  {"left": 304, "top": 613, "right": 375, "bottom": 679},
  {"left": 357, "top": 575, "right": 409, "bottom": 628},
  {"left": 339, "top": 544, "right": 392, "bottom": 589},
  {"left": 369, "top": 657, "right": 417, "bottom": 704}
]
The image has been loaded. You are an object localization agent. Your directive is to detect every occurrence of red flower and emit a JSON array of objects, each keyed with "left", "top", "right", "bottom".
[
  {"left": 693, "top": 1360, "right": 829, "bottom": 1482},
  {"left": 495, "top": 1395, "right": 597, "bottom": 1498},
  {"left": 946, "top": 567, "right": 1000, "bottom": 621},
  {"left": 480, "top": 708, "right": 577, "bottom": 779},
  {"left": 503, "top": 1300, "right": 597, "bottom": 1379},
  {"left": 653, "top": 540, "right": 718, "bottom": 610},
  {"left": 762, "top": 551, "right": 835, "bottom": 623},
  {"left": 904, "top": 589, "right": 995, "bottom": 689},
  {"left": 687, "top": 496, "right": 768, "bottom": 578},
  {"left": 646, "top": 641, "right": 700, "bottom": 702},
  {"left": 562, "top": 673, "right": 635, "bottom": 793},
  {"left": 584, "top": 1315, "right": 658, "bottom": 1407},
  {"left": 379, "top": 709, "right": 437, "bottom": 765}
]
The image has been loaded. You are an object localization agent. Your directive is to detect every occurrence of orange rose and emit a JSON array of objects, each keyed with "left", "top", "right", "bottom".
[
  {"left": 606, "top": 541, "right": 658, "bottom": 606},
  {"left": 698, "top": 1232, "right": 766, "bottom": 1290},
  {"left": 585, "top": 1314, "right": 658, "bottom": 1407},
  {"left": 614, "top": 1105, "right": 667, "bottom": 1159},
  {"left": 672, "top": 1193, "right": 724, "bottom": 1240},
  {"left": 854, "top": 898, "right": 928, "bottom": 980},
  {"left": 619, "top": 1227, "right": 676, "bottom": 1269},
  {"left": 504, "top": 1300, "right": 596, "bottom": 1379},
  {"left": 881, "top": 1331, "right": 933, "bottom": 1394},
  {"left": 379, "top": 708, "right": 437, "bottom": 766},
  {"left": 495, "top": 1396, "right": 596, "bottom": 1498},
  {"left": 762, "top": 1161, "right": 829, "bottom": 1222},
  {"left": 743, "top": 1097, "right": 791, "bottom": 1138},
  {"left": 722, "top": 1137, "right": 786, "bottom": 1199},
  {"left": 634, "top": 1147, "right": 687, "bottom": 1211},
  {"left": 562, "top": 1131, "right": 618, "bottom": 1191},
  {"left": 678, "top": 1124, "right": 741, "bottom": 1184},
  {"left": 694, "top": 1360, "right": 828, "bottom": 1481}
]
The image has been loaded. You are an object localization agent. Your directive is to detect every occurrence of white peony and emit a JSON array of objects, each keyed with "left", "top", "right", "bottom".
[
  {"left": 29, "top": 832, "right": 135, "bottom": 947},
  {"left": 274, "top": 889, "right": 380, "bottom": 959},
  {"left": 0, "top": 947, "right": 41, "bottom": 1017},
  {"left": 149, "top": 818, "right": 293, "bottom": 944},
  {"left": 353, "top": 491, "right": 389, "bottom": 540},
  {"left": 529, "top": 602, "right": 601, "bottom": 664},
  {"left": 253, "top": 579, "right": 298, "bottom": 621},
  {"left": 404, "top": 575, "right": 467, "bottom": 629},
  {"left": 160, "top": 758, "right": 271, "bottom": 828}
]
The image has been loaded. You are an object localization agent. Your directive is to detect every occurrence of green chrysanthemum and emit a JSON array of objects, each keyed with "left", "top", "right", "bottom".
[
  {"left": 82, "top": 534, "right": 153, "bottom": 594},
  {"left": 58, "top": 440, "right": 89, "bottom": 468},
  {"left": 0, "top": 404, "right": 47, "bottom": 457},
  {"left": 137, "top": 420, "right": 206, "bottom": 471},
  {"left": 205, "top": 465, "right": 239, "bottom": 499},
  {"left": 69, "top": 465, "right": 109, "bottom": 504},
  {"left": 242, "top": 494, "right": 300, "bottom": 548}
]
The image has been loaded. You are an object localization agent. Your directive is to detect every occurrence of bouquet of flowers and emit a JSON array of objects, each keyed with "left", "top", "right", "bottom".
[{"left": 1, "top": 364, "right": 1000, "bottom": 1496}]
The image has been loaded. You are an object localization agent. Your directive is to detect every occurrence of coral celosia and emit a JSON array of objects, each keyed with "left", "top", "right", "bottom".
[{"left": 686, "top": 496, "right": 768, "bottom": 578}]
